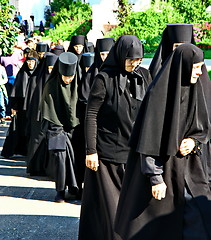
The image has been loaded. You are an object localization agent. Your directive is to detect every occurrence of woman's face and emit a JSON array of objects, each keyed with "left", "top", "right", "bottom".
[
  {"left": 125, "top": 58, "right": 142, "bottom": 72},
  {"left": 61, "top": 75, "right": 75, "bottom": 84},
  {"left": 190, "top": 62, "right": 204, "bottom": 84},
  {"left": 73, "top": 44, "right": 84, "bottom": 54},
  {"left": 27, "top": 59, "right": 36, "bottom": 70},
  {"left": 38, "top": 52, "right": 45, "bottom": 59},
  {"left": 100, "top": 51, "right": 109, "bottom": 62}
]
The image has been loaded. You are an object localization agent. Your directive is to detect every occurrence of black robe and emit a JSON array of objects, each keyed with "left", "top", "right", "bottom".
[
  {"left": 115, "top": 44, "right": 211, "bottom": 240},
  {"left": 26, "top": 53, "right": 58, "bottom": 175},
  {"left": 79, "top": 35, "right": 151, "bottom": 240},
  {"left": 39, "top": 60, "right": 80, "bottom": 190},
  {"left": 1, "top": 59, "right": 39, "bottom": 158}
]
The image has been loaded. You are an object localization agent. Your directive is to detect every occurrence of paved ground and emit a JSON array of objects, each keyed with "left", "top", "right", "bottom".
[{"left": 0, "top": 121, "right": 81, "bottom": 240}]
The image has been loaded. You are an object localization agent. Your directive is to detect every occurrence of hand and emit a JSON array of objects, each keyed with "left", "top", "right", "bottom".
[
  {"left": 11, "top": 109, "right": 18, "bottom": 116},
  {"left": 179, "top": 138, "right": 195, "bottom": 156},
  {"left": 152, "top": 182, "right": 167, "bottom": 200},
  {"left": 86, "top": 153, "right": 99, "bottom": 171}
]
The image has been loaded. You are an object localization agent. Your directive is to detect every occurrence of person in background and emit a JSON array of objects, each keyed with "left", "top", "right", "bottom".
[
  {"left": 1, "top": 51, "right": 39, "bottom": 158},
  {"left": 115, "top": 43, "right": 211, "bottom": 240},
  {"left": 28, "top": 16, "right": 34, "bottom": 37},
  {"left": 78, "top": 35, "right": 152, "bottom": 240},
  {"left": 57, "top": 39, "right": 64, "bottom": 46},
  {"left": 17, "top": 12, "right": 22, "bottom": 24},
  {"left": 149, "top": 23, "right": 195, "bottom": 80},
  {"left": 0, "top": 64, "right": 8, "bottom": 125},
  {"left": 79, "top": 38, "right": 115, "bottom": 105},
  {"left": 26, "top": 52, "right": 58, "bottom": 176},
  {"left": 67, "top": 35, "right": 88, "bottom": 82},
  {"left": 36, "top": 42, "right": 49, "bottom": 60},
  {"left": 39, "top": 21, "right": 45, "bottom": 36},
  {"left": 50, "top": 44, "right": 65, "bottom": 56}
]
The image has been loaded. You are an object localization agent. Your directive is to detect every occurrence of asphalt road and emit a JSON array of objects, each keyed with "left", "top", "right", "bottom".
[{"left": 0, "top": 121, "right": 81, "bottom": 240}]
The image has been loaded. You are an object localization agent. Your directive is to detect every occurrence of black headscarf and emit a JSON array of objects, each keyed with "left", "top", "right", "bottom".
[
  {"left": 26, "top": 52, "right": 58, "bottom": 121},
  {"left": 50, "top": 44, "right": 65, "bottom": 56},
  {"left": 102, "top": 35, "right": 144, "bottom": 72},
  {"left": 67, "top": 35, "right": 88, "bottom": 57},
  {"left": 149, "top": 23, "right": 195, "bottom": 79},
  {"left": 130, "top": 43, "right": 209, "bottom": 156},
  {"left": 67, "top": 35, "right": 89, "bottom": 81},
  {"left": 41, "top": 52, "right": 79, "bottom": 131},
  {"left": 80, "top": 38, "right": 115, "bottom": 93},
  {"left": 11, "top": 55, "right": 39, "bottom": 98}
]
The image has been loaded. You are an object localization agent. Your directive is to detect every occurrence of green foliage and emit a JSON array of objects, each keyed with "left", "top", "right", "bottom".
[
  {"left": 107, "top": 2, "right": 184, "bottom": 52},
  {"left": 51, "top": 2, "right": 92, "bottom": 27},
  {"left": 50, "top": 0, "right": 74, "bottom": 12},
  {"left": 193, "top": 22, "right": 211, "bottom": 45},
  {"left": 0, "top": 0, "right": 19, "bottom": 55},
  {"left": 169, "top": 0, "right": 210, "bottom": 23},
  {"left": 48, "top": 19, "right": 92, "bottom": 42},
  {"left": 208, "top": 70, "right": 211, "bottom": 80},
  {"left": 46, "top": 1, "right": 92, "bottom": 41}
]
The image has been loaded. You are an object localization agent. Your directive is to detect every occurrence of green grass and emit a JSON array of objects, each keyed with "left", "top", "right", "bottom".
[{"left": 204, "top": 50, "right": 211, "bottom": 59}]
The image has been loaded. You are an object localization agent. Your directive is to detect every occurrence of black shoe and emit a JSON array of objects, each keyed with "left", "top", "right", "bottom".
[
  {"left": 55, "top": 190, "right": 65, "bottom": 203},
  {"left": 66, "top": 188, "right": 82, "bottom": 200}
]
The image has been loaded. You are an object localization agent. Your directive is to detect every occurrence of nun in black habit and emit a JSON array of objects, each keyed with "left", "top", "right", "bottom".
[
  {"left": 78, "top": 35, "right": 152, "bottom": 240},
  {"left": 67, "top": 35, "right": 88, "bottom": 82},
  {"left": 40, "top": 52, "right": 80, "bottom": 202},
  {"left": 149, "top": 23, "right": 195, "bottom": 79},
  {"left": 26, "top": 52, "right": 58, "bottom": 176},
  {"left": 1, "top": 53, "right": 39, "bottom": 158},
  {"left": 149, "top": 23, "right": 211, "bottom": 187},
  {"left": 79, "top": 38, "right": 115, "bottom": 105},
  {"left": 50, "top": 44, "right": 65, "bottom": 56},
  {"left": 115, "top": 43, "right": 211, "bottom": 240}
]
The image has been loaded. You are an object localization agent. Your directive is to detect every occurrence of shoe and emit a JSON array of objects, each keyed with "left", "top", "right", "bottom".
[
  {"left": 55, "top": 190, "right": 65, "bottom": 203},
  {"left": 66, "top": 188, "right": 82, "bottom": 200}
]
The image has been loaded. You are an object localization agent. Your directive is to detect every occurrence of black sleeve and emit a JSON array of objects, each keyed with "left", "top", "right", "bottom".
[
  {"left": 141, "top": 155, "right": 164, "bottom": 185},
  {"left": 85, "top": 75, "right": 106, "bottom": 155}
]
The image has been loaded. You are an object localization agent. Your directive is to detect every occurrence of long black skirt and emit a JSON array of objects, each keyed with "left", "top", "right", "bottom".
[
  {"left": 114, "top": 149, "right": 211, "bottom": 240},
  {"left": 78, "top": 160, "right": 125, "bottom": 240},
  {"left": 1, "top": 111, "right": 28, "bottom": 158}
]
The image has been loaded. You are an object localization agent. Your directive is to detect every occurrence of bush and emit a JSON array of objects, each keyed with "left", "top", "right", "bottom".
[
  {"left": 51, "top": 2, "right": 92, "bottom": 27},
  {"left": 47, "top": 19, "right": 92, "bottom": 42},
  {"left": 169, "top": 0, "right": 210, "bottom": 23},
  {"left": 208, "top": 70, "right": 211, "bottom": 80},
  {"left": 106, "top": 3, "right": 184, "bottom": 52},
  {"left": 193, "top": 22, "right": 211, "bottom": 42},
  {"left": 45, "top": 1, "right": 92, "bottom": 41},
  {"left": 0, "top": 0, "right": 19, "bottom": 55}
]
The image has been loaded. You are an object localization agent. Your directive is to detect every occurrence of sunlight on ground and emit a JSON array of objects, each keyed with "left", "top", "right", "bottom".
[{"left": 0, "top": 196, "right": 81, "bottom": 217}]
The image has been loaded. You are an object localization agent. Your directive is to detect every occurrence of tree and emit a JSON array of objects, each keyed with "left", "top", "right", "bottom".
[
  {"left": 114, "top": 0, "right": 133, "bottom": 26},
  {"left": 0, "top": 0, "right": 19, "bottom": 55},
  {"left": 169, "top": 0, "right": 211, "bottom": 23}
]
